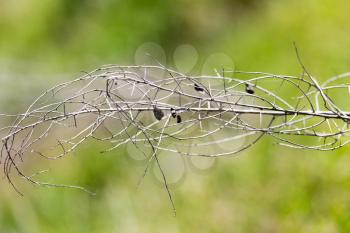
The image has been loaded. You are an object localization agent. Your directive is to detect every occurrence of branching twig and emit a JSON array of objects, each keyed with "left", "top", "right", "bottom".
[{"left": 2, "top": 65, "right": 350, "bottom": 209}]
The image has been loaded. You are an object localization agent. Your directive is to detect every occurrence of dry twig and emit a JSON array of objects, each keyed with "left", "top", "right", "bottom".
[{"left": 2, "top": 64, "right": 350, "bottom": 212}]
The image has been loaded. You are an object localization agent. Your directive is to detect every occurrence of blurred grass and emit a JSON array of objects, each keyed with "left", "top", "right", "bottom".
[{"left": 1, "top": 0, "right": 350, "bottom": 232}]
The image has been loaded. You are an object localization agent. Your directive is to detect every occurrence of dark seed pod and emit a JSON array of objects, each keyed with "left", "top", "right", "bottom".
[
  {"left": 153, "top": 106, "right": 164, "bottom": 120},
  {"left": 194, "top": 83, "right": 204, "bottom": 92},
  {"left": 245, "top": 83, "right": 254, "bottom": 94},
  {"left": 176, "top": 115, "right": 182, "bottom": 123},
  {"left": 170, "top": 108, "right": 177, "bottom": 118}
]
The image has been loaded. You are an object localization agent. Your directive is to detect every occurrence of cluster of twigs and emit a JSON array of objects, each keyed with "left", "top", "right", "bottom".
[{"left": 2, "top": 61, "right": 350, "bottom": 213}]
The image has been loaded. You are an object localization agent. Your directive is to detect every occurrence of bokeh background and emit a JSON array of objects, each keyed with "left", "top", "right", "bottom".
[{"left": 1, "top": 0, "right": 350, "bottom": 232}]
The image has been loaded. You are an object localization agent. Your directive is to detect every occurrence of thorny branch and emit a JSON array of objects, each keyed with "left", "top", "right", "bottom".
[{"left": 2, "top": 64, "right": 350, "bottom": 213}]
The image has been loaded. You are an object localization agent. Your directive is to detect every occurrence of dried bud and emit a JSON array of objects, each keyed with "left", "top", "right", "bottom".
[
  {"left": 194, "top": 83, "right": 204, "bottom": 92},
  {"left": 176, "top": 115, "right": 182, "bottom": 123},
  {"left": 153, "top": 106, "right": 164, "bottom": 120},
  {"left": 245, "top": 83, "right": 254, "bottom": 94},
  {"left": 170, "top": 108, "right": 177, "bottom": 118}
]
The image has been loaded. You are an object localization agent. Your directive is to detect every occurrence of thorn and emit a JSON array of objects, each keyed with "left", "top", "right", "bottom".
[
  {"left": 245, "top": 83, "right": 254, "bottom": 94},
  {"left": 194, "top": 83, "right": 204, "bottom": 92},
  {"left": 170, "top": 108, "right": 177, "bottom": 118},
  {"left": 176, "top": 115, "right": 182, "bottom": 123},
  {"left": 153, "top": 106, "right": 164, "bottom": 120}
]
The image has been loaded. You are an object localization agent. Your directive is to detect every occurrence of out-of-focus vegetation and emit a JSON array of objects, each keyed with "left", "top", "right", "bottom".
[{"left": 1, "top": 0, "right": 350, "bottom": 232}]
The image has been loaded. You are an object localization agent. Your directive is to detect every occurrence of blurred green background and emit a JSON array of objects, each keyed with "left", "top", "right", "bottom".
[{"left": 1, "top": 0, "right": 350, "bottom": 232}]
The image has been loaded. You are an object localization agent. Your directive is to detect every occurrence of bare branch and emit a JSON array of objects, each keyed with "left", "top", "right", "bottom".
[{"left": 2, "top": 65, "right": 350, "bottom": 208}]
